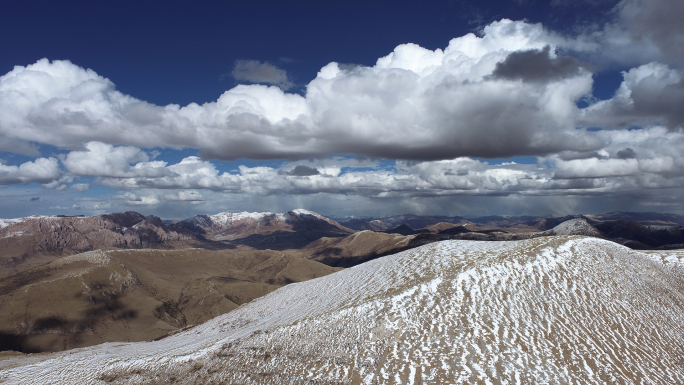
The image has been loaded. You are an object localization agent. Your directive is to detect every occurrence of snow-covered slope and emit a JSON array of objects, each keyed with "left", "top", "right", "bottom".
[{"left": 2, "top": 236, "right": 684, "bottom": 384}]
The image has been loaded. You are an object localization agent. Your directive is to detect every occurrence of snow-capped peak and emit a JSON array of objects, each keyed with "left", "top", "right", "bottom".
[
  {"left": 289, "top": 208, "right": 327, "bottom": 220},
  {"left": 203, "top": 209, "right": 329, "bottom": 226},
  {"left": 207, "top": 211, "right": 276, "bottom": 225},
  {"left": 551, "top": 218, "right": 602, "bottom": 237}
]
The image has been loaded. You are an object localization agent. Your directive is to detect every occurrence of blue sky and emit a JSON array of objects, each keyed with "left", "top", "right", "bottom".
[{"left": 1, "top": 0, "right": 684, "bottom": 219}]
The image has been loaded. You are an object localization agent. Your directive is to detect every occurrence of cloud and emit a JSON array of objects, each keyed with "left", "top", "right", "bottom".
[
  {"left": 94, "top": 153, "right": 240, "bottom": 191},
  {"left": 231, "top": 60, "right": 294, "bottom": 90},
  {"left": 621, "top": 0, "right": 684, "bottom": 63},
  {"left": 553, "top": 158, "right": 640, "bottom": 179},
  {"left": 566, "top": 0, "right": 684, "bottom": 68},
  {"left": 0, "top": 59, "right": 194, "bottom": 152},
  {"left": 3, "top": 124, "right": 680, "bottom": 219},
  {"left": 615, "top": 147, "right": 636, "bottom": 159},
  {"left": 0, "top": 157, "right": 63, "bottom": 185},
  {"left": 278, "top": 165, "right": 320, "bottom": 176},
  {"left": 117, "top": 192, "right": 161, "bottom": 206},
  {"left": 62, "top": 142, "right": 174, "bottom": 178},
  {"left": 492, "top": 46, "right": 584, "bottom": 82},
  {"left": 29, "top": 197, "right": 43, "bottom": 202},
  {"left": 42, "top": 175, "right": 75, "bottom": 191},
  {"left": 70, "top": 183, "right": 90, "bottom": 192},
  {"left": 581, "top": 62, "right": 684, "bottom": 130},
  {"left": 549, "top": 126, "right": 684, "bottom": 181},
  {"left": 0, "top": 20, "right": 608, "bottom": 162},
  {"left": 0, "top": 137, "right": 40, "bottom": 156},
  {"left": 78, "top": 122, "right": 684, "bottom": 200},
  {"left": 163, "top": 190, "right": 205, "bottom": 201},
  {"left": 2, "top": 17, "right": 677, "bottom": 166}
]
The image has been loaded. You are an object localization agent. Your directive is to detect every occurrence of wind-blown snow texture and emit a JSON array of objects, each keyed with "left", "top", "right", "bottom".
[{"left": 2, "top": 236, "right": 684, "bottom": 384}]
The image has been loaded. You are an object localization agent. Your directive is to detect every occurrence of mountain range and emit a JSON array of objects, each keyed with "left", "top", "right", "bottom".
[
  {"left": 2, "top": 236, "right": 682, "bottom": 383},
  {"left": 1, "top": 209, "right": 684, "bottom": 355},
  {"left": 338, "top": 211, "right": 684, "bottom": 232},
  {"left": 171, "top": 209, "right": 353, "bottom": 249}
]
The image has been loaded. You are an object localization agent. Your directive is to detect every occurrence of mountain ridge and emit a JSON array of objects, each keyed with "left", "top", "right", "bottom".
[
  {"left": 337, "top": 211, "right": 684, "bottom": 231},
  {"left": 0, "top": 212, "right": 199, "bottom": 278}
]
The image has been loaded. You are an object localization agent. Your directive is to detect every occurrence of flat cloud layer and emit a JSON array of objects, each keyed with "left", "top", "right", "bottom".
[{"left": 1, "top": 1, "right": 684, "bottom": 217}]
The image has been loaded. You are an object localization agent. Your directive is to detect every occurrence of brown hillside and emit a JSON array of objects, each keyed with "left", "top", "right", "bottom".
[
  {"left": 303, "top": 230, "right": 414, "bottom": 267},
  {"left": 0, "top": 248, "right": 341, "bottom": 353}
]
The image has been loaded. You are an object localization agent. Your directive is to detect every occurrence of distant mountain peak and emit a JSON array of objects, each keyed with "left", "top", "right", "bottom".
[
  {"left": 550, "top": 218, "right": 603, "bottom": 237},
  {"left": 206, "top": 211, "right": 282, "bottom": 225}
]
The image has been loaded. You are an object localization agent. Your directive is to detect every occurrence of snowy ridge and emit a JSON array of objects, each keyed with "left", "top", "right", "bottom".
[
  {"left": 2, "top": 236, "right": 684, "bottom": 384},
  {"left": 53, "top": 250, "right": 111, "bottom": 267},
  {"left": 207, "top": 211, "right": 279, "bottom": 225},
  {"left": 0, "top": 215, "right": 60, "bottom": 229},
  {"left": 0, "top": 218, "right": 22, "bottom": 229},
  {"left": 199, "top": 209, "right": 338, "bottom": 227},
  {"left": 290, "top": 209, "right": 327, "bottom": 220}
]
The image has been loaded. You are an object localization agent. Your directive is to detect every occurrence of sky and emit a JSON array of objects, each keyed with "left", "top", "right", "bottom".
[{"left": 1, "top": 0, "right": 684, "bottom": 219}]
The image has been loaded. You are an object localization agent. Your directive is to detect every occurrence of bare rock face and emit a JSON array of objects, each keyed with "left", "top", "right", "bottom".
[{"left": 0, "top": 212, "right": 196, "bottom": 275}]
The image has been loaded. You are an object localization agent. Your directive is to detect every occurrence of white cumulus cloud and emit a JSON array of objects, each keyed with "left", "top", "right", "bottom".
[
  {"left": 0, "top": 157, "right": 63, "bottom": 185},
  {"left": 0, "top": 19, "right": 610, "bottom": 162}
]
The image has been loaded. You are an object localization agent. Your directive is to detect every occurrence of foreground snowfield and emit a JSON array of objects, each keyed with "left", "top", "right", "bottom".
[{"left": 2, "top": 236, "right": 684, "bottom": 384}]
